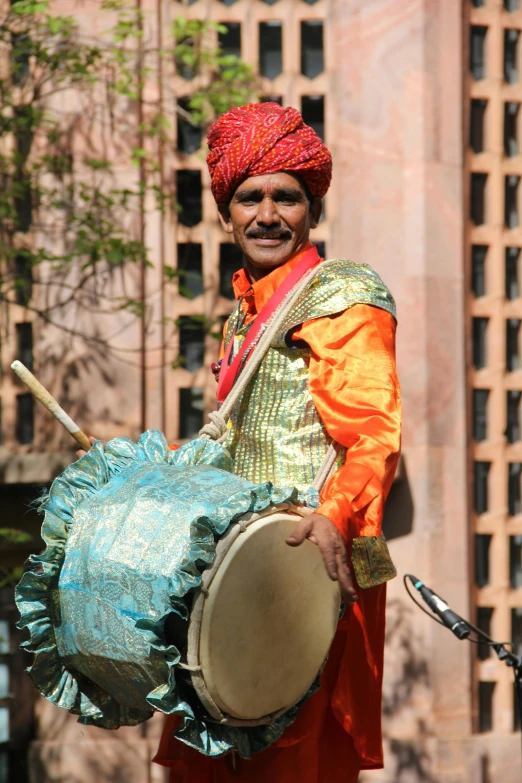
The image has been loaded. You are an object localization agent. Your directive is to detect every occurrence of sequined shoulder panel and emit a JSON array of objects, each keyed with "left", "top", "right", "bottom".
[
  {"left": 223, "top": 260, "right": 395, "bottom": 350},
  {"left": 271, "top": 259, "right": 396, "bottom": 346}
]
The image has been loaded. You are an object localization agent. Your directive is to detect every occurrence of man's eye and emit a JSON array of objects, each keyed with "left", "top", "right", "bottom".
[{"left": 280, "top": 194, "right": 304, "bottom": 205}]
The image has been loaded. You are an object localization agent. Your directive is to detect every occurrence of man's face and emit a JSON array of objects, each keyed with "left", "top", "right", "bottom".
[{"left": 217, "top": 172, "right": 322, "bottom": 279}]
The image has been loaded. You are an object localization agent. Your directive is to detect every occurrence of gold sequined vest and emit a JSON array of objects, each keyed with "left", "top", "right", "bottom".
[{"left": 223, "top": 259, "right": 396, "bottom": 491}]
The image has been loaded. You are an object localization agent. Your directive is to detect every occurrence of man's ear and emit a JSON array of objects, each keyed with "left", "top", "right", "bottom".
[
  {"left": 217, "top": 203, "right": 234, "bottom": 234},
  {"left": 309, "top": 197, "right": 322, "bottom": 229}
]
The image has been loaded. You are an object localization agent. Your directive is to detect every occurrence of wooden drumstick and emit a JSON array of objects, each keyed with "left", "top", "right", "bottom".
[{"left": 10, "top": 360, "right": 91, "bottom": 452}]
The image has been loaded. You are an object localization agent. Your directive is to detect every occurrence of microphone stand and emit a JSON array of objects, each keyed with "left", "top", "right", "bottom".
[
  {"left": 490, "top": 642, "right": 522, "bottom": 736},
  {"left": 404, "top": 576, "right": 522, "bottom": 765}
]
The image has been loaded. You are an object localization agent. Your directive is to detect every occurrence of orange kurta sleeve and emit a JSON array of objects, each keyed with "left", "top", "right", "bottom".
[{"left": 293, "top": 304, "right": 401, "bottom": 542}]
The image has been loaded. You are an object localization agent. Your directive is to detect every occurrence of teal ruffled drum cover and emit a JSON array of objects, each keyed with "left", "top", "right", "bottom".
[{"left": 15, "top": 430, "right": 321, "bottom": 758}]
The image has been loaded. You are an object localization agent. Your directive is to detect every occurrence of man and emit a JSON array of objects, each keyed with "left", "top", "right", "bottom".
[{"left": 154, "top": 103, "right": 401, "bottom": 782}]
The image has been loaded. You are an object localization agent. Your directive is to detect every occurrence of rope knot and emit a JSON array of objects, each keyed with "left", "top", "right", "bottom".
[{"left": 198, "top": 410, "right": 228, "bottom": 443}]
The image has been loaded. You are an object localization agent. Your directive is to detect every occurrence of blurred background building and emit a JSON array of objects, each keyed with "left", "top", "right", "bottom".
[{"left": 2, "top": 0, "right": 522, "bottom": 781}]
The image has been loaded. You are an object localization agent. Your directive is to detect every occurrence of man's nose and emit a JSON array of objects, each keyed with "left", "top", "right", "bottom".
[{"left": 256, "top": 196, "right": 280, "bottom": 226}]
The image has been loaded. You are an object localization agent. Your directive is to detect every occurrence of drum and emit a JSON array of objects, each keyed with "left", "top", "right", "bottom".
[
  {"left": 187, "top": 507, "right": 340, "bottom": 726},
  {"left": 16, "top": 430, "right": 340, "bottom": 757}
]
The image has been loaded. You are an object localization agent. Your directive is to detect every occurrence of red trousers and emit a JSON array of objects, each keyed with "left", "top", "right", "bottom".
[{"left": 154, "top": 617, "right": 362, "bottom": 783}]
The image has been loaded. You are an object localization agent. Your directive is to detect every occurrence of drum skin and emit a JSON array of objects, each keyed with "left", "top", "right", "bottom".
[{"left": 194, "top": 513, "right": 341, "bottom": 721}]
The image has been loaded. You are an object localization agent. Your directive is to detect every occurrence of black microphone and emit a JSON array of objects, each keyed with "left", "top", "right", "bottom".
[{"left": 406, "top": 574, "right": 470, "bottom": 640}]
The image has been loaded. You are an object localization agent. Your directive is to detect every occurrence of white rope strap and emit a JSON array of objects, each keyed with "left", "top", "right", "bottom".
[
  {"left": 311, "top": 442, "right": 340, "bottom": 491},
  {"left": 198, "top": 410, "right": 228, "bottom": 443}
]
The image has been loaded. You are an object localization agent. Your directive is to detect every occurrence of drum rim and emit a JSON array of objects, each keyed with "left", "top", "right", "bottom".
[{"left": 185, "top": 504, "right": 340, "bottom": 728}]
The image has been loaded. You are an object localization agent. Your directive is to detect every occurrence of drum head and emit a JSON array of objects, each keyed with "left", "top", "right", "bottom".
[{"left": 196, "top": 512, "right": 341, "bottom": 721}]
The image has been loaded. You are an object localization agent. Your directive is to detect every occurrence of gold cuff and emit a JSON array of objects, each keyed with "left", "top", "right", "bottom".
[{"left": 351, "top": 535, "right": 397, "bottom": 589}]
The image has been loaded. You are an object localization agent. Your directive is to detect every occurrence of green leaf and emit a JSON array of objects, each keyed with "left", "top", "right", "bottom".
[
  {"left": 0, "top": 566, "right": 25, "bottom": 589},
  {"left": 163, "top": 265, "right": 179, "bottom": 281},
  {"left": 84, "top": 158, "right": 113, "bottom": 172},
  {"left": 0, "top": 528, "right": 32, "bottom": 545},
  {"left": 10, "top": 1, "right": 49, "bottom": 16}
]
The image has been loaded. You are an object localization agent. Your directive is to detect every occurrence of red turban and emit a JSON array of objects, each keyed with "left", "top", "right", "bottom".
[{"left": 207, "top": 103, "right": 332, "bottom": 203}]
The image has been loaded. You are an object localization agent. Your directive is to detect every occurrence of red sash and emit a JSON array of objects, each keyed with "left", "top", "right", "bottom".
[{"left": 216, "top": 245, "right": 322, "bottom": 404}]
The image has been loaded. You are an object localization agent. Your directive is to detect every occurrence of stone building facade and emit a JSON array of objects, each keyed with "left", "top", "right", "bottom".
[{"left": 2, "top": 0, "right": 522, "bottom": 781}]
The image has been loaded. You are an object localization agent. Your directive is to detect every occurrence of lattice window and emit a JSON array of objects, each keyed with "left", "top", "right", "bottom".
[
  {"left": 506, "top": 318, "right": 521, "bottom": 370},
  {"left": 468, "top": 2, "right": 522, "bottom": 735},
  {"left": 473, "top": 317, "right": 488, "bottom": 368},
  {"left": 300, "top": 21, "right": 324, "bottom": 79},
  {"left": 177, "top": 244, "right": 203, "bottom": 299},
  {"left": 473, "top": 389, "right": 489, "bottom": 441},
  {"left": 179, "top": 388, "right": 204, "bottom": 439},
  {"left": 218, "top": 22, "right": 241, "bottom": 57},
  {"left": 177, "top": 98, "right": 202, "bottom": 155},
  {"left": 506, "top": 247, "right": 520, "bottom": 299},
  {"left": 16, "top": 395, "right": 33, "bottom": 445},
  {"left": 504, "top": 102, "right": 519, "bottom": 156},
  {"left": 477, "top": 607, "right": 494, "bottom": 659},
  {"left": 472, "top": 245, "right": 488, "bottom": 296},
  {"left": 471, "top": 173, "right": 488, "bottom": 225},
  {"left": 512, "top": 607, "right": 522, "bottom": 655},
  {"left": 15, "top": 324, "right": 32, "bottom": 373},
  {"left": 471, "top": 99, "right": 487, "bottom": 152},
  {"left": 504, "top": 29, "right": 520, "bottom": 84},
  {"left": 475, "top": 534, "right": 492, "bottom": 587},
  {"left": 505, "top": 175, "right": 520, "bottom": 228},
  {"left": 301, "top": 95, "right": 324, "bottom": 140},
  {"left": 178, "top": 317, "right": 205, "bottom": 373},
  {"left": 14, "top": 254, "right": 32, "bottom": 307},
  {"left": 176, "top": 170, "right": 202, "bottom": 227},
  {"left": 470, "top": 26, "right": 487, "bottom": 80},
  {"left": 479, "top": 682, "right": 495, "bottom": 732},
  {"left": 259, "top": 22, "right": 283, "bottom": 79},
  {"left": 507, "top": 390, "right": 521, "bottom": 442},
  {"left": 219, "top": 244, "right": 243, "bottom": 300},
  {"left": 510, "top": 535, "right": 522, "bottom": 586}
]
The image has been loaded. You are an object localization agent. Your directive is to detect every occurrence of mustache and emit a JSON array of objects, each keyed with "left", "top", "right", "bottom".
[{"left": 245, "top": 228, "right": 292, "bottom": 240}]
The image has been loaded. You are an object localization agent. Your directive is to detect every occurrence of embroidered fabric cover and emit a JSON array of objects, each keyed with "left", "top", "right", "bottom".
[{"left": 15, "top": 431, "right": 316, "bottom": 757}]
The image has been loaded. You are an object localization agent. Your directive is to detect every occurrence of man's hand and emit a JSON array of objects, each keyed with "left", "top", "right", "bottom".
[
  {"left": 76, "top": 435, "right": 98, "bottom": 459},
  {"left": 286, "top": 513, "right": 358, "bottom": 605}
]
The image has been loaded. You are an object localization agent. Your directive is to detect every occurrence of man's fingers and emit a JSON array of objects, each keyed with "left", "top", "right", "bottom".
[
  {"left": 318, "top": 539, "right": 339, "bottom": 582},
  {"left": 319, "top": 539, "right": 358, "bottom": 605},
  {"left": 76, "top": 436, "right": 99, "bottom": 460},
  {"left": 286, "top": 517, "right": 314, "bottom": 546},
  {"left": 336, "top": 549, "right": 358, "bottom": 605},
  {"left": 286, "top": 513, "right": 359, "bottom": 604}
]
